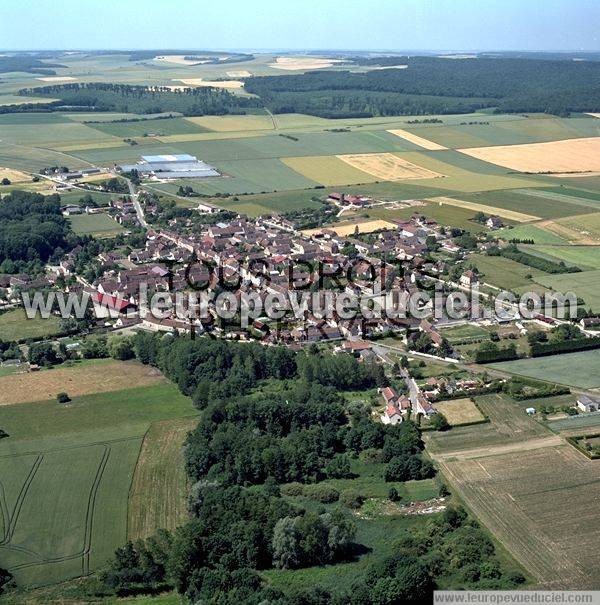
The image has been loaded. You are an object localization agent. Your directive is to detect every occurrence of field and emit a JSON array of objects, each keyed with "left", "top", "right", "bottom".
[
  {"left": 494, "top": 224, "right": 567, "bottom": 244},
  {"left": 67, "top": 214, "right": 124, "bottom": 237},
  {"left": 428, "top": 196, "right": 539, "bottom": 222},
  {"left": 552, "top": 212, "right": 600, "bottom": 242},
  {"left": 489, "top": 349, "right": 600, "bottom": 389},
  {"left": 468, "top": 253, "right": 546, "bottom": 291},
  {"left": 337, "top": 153, "right": 442, "bottom": 181},
  {"left": 386, "top": 129, "right": 447, "bottom": 150},
  {"left": 532, "top": 269, "right": 600, "bottom": 312},
  {"left": 438, "top": 323, "right": 490, "bottom": 344},
  {"left": 0, "top": 310, "right": 62, "bottom": 342},
  {"left": 526, "top": 245, "right": 600, "bottom": 270},
  {"left": 0, "top": 168, "right": 30, "bottom": 183},
  {"left": 281, "top": 155, "right": 374, "bottom": 185},
  {"left": 459, "top": 137, "right": 600, "bottom": 174},
  {"left": 302, "top": 219, "right": 396, "bottom": 237},
  {"left": 0, "top": 366, "right": 196, "bottom": 587},
  {"left": 433, "top": 398, "right": 485, "bottom": 425},
  {"left": 0, "top": 359, "right": 164, "bottom": 406},
  {"left": 127, "top": 417, "right": 197, "bottom": 541}
]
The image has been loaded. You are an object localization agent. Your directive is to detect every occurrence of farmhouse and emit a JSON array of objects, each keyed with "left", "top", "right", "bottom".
[
  {"left": 459, "top": 270, "right": 479, "bottom": 288},
  {"left": 118, "top": 154, "right": 219, "bottom": 180},
  {"left": 577, "top": 394, "right": 600, "bottom": 413}
]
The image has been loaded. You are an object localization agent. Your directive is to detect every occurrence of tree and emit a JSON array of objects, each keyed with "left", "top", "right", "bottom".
[
  {"left": 430, "top": 413, "right": 450, "bottom": 432},
  {"left": 1, "top": 178, "right": 11, "bottom": 186},
  {"left": 56, "top": 392, "right": 70, "bottom": 404},
  {"left": 0, "top": 568, "right": 12, "bottom": 595},
  {"left": 29, "top": 342, "right": 60, "bottom": 366},
  {"left": 272, "top": 517, "right": 300, "bottom": 569},
  {"left": 324, "top": 454, "right": 352, "bottom": 479},
  {"left": 108, "top": 336, "right": 135, "bottom": 360},
  {"left": 388, "top": 487, "right": 401, "bottom": 502}
]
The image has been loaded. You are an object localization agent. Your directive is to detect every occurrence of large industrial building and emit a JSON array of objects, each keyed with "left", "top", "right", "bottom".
[{"left": 117, "top": 154, "right": 220, "bottom": 179}]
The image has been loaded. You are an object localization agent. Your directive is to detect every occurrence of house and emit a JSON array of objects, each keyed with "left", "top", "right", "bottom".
[
  {"left": 580, "top": 317, "right": 600, "bottom": 330},
  {"left": 577, "top": 395, "right": 600, "bottom": 413},
  {"left": 459, "top": 270, "right": 479, "bottom": 288},
  {"left": 486, "top": 216, "right": 503, "bottom": 230},
  {"left": 382, "top": 403, "right": 403, "bottom": 425}
]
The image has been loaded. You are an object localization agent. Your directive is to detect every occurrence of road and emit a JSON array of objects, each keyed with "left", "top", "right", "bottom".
[{"left": 124, "top": 177, "right": 148, "bottom": 228}]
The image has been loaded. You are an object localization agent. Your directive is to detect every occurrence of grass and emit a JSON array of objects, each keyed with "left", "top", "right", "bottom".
[
  {"left": 489, "top": 349, "right": 600, "bottom": 389},
  {"left": 526, "top": 245, "right": 600, "bottom": 271},
  {"left": 433, "top": 398, "right": 485, "bottom": 426},
  {"left": 68, "top": 213, "right": 124, "bottom": 236},
  {"left": 0, "top": 376, "right": 196, "bottom": 587},
  {"left": 88, "top": 118, "right": 208, "bottom": 138},
  {"left": 281, "top": 155, "right": 374, "bottom": 185},
  {"left": 438, "top": 323, "right": 490, "bottom": 344},
  {"left": 0, "top": 309, "right": 62, "bottom": 342}
]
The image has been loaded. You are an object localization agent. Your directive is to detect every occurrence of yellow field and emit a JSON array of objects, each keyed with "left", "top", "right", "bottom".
[
  {"left": 35, "top": 76, "right": 76, "bottom": 82},
  {"left": 387, "top": 128, "right": 448, "bottom": 150},
  {"left": 282, "top": 155, "right": 374, "bottom": 185},
  {"left": 459, "top": 137, "right": 600, "bottom": 174},
  {"left": 0, "top": 167, "right": 31, "bottom": 182},
  {"left": 336, "top": 152, "right": 443, "bottom": 181},
  {"left": 227, "top": 70, "right": 252, "bottom": 78},
  {"left": 128, "top": 417, "right": 196, "bottom": 540},
  {"left": 185, "top": 115, "right": 274, "bottom": 132},
  {"left": 302, "top": 219, "right": 396, "bottom": 237},
  {"left": 433, "top": 398, "right": 485, "bottom": 425},
  {"left": 174, "top": 78, "right": 244, "bottom": 89},
  {"left": 428, "top": 196, "right": 539, "bottom": 222},
  {"left": 0, "top": 360, "right": 165, "bottom": 406}
]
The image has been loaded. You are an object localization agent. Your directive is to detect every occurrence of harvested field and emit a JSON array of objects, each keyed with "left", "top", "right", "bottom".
[
  {"left": 428, "top": 196, "right": 539, "bottom": 222},
  {"left": 336, "top": 153, "right": 442, "bottom": 181},
  {"left": 0, "top": 167, "right": 31, "bottom": 182},
  {"left": 128, "top": 417, "right": 196, "bottom": 540},
  {"left": 269, "top": 57, "right": 343, "bottom": 70},
  {"left": 0, "top": 359, "right": 164, "bottom": 406},
  {"left": 386, "top": 129, "right": 448, "bottom": 150},
  {"left": 154, "top": 55, "right": 208, "bottom": 65},
  {"left": 174, "top": 78, "right": 244, "bottom": 89},
  {"left": 227, "top": 70, "right": 252, "bottom": 78},
  {"left": 302, "top": 219, "right": 396, "bottom": 237},
  {"left": 282, "top": 155, "right": 374, "bottom": 185},
  {"left": 35, "top": 76, "right": 76, "bottom": 82},
  {"left": 433, "top": 398, "right": 485, "bottom": 426},
  {"left": 438, "top": 445, "right": 600, "bottom": 588},
  {"left": 459, "top": 137, "right": 600, "bottom": 174}
]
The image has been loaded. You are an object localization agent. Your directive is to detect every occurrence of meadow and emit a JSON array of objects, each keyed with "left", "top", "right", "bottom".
[
  {"left": 0, "top": 310, "right": 62, "bottom": 342},
  {"left": 67, "top": 214, "right": 124, "bottom": 237},
  {"left": 0, "top": 363, "right": 196, "bottom": 587},
  {"left": 489, "top": 349, "right": 600, "bottom": 388}
]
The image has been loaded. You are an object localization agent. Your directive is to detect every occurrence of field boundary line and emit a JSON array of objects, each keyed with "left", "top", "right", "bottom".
[{"left": 125, "top": 425, "right": 152, "bottom": 542}]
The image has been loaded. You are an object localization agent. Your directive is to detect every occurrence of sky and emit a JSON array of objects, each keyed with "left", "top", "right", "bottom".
[{"left": 0, "top": 0, "right": 599, "bottom": 52}]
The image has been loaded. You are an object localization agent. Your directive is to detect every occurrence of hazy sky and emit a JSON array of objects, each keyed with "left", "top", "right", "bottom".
[{"left": 1, "top": 0, "right": 598, "bottom": 52}]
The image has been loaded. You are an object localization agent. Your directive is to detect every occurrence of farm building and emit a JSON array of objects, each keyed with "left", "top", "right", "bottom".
[
  {"left": 577, "top": 394, "right": 600, "bottom": 413},
  {"left": 118, "top": 154, "right": 219, "bottom": 180}
]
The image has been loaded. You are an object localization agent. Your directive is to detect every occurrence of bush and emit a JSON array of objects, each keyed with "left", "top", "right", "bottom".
[
  {"left": 280, "top": 482, "right": 304, "bottom": 497},
  {"left": 303, "top": 484, "right": 340, "bottom": 504},
  {"left": 340, "top": 489, "right": 365, "bottom": 509},
  {"left": 359, "top": 448, "right": 383, "bottom": 464},
  {"left": 0, "top": 429, "right": 8, "bottom": 439},
  {"left": 56, "top": 392, "right": 70, "bottom": 403},
  {"left": 388, "top": 487, "right": 401, "bottom": 502}
]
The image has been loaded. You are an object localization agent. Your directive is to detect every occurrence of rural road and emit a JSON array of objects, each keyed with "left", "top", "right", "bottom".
[{"left": 123, "top": 176, "right": 148, "bottom": 228}]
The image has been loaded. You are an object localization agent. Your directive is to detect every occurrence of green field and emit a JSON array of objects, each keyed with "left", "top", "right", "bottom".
[
  {"left": 526, "top": 245, "right": 600, "bottom": 270},
  {"left": 489, "top": 349, "right": 600, "bottom": 388},
  {"left": 532, "top": 269, "right": 600, "bottom": 311},
  {"left": 0, "top": 380, "right": 196, "bottom": 587},
  {"left": 468, "top": 253, "right": 546, "bottom": 291},
  {"left": 439, "top": 323, "right": 490, "bottom": 344},
  {"left": 67, "top": 214, "right": 124, "bottom": 236},
  {"left": 495, "top": 224, "right": 567, "bottom": 244},
  {"left": 0, "top": 309, "right": 62, "bottom": 342},
  {"left": 87, "top": 117, "right": 208, "bottom": 138}
]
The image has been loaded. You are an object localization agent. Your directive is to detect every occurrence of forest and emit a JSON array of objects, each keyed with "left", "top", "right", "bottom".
[
  {"left": 244, "top": 57, "right": 600, "bottom": 117},
  {"left": 18, "top": 83, "right": 262, "bottom": 116},
  {"left": 0, "top": 190, "right": 77, "bottom": 271},
  {"left": 84, "top": 333, "right": 526, "bottom": 603}
]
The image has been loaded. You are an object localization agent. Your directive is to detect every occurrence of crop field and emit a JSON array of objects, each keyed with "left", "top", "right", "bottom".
[
  {"left": 386, "top": 128, "right": 447, "bottom": 150},
  {"left": 438, "top": 445, "right": 600, "bottom": 588},
  {"left": 459, "top": 137, "right": 600, "bottom": 174},
  {"left": 532, "top": 269, "right": 600, "bottom": 312},
  {"left": 489, "top": 349, "right": 600, "bottom": 388},
  {"left": 302, "top": 219, "right": 397, "bottom": 237},
  {"left": 494, "top": 224, "right": 568, "bottom": 244},
  {"left": 67, "top": 214, "right": 124, "bottom": 237},
  {"left": 428, "top": 196, "right": 538, "bottom": 222},
  {"left": 87, "top": 117, "right": 208, "bottom": 138},
  {"left": 281, "top": 155, "right": 374, "bottom": 185},
  {"left": 468, "top": 253, "right": 546, "bottom": 291},
  {"left": 552, "top": 212, "right": 600, "bottom": 242},
  {"left": 0, "top": 167, "right": 31, "bottom": 183},
  {"left": 0, "top": 309, "right": 62, "bottom": 342},
  {"left": 526, "top": 245, "right": 600, "bottom": 270},
  {"left": 433, "top": 398, "right": 485, "bottom": 425},
  {"left": 425, "top": 394, "right": 551, "bottom": 456},
  {"left": 0, "top": 374, "right": 196, "bottom": 587},
  {"left": 127, "top": 417, "right": 196, "bottom": 541},
  {"left": 336, "top": 152, "right": 443, "bottom": 181},
  {"left": 0, "top": 359, "right": 165, "bottom": 406}
]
